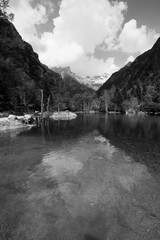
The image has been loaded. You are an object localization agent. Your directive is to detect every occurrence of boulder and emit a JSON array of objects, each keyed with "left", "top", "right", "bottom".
[
  {"left": 50, "top": 111, "right": 77, "bottom": 120},
  {"left": 8, "top": 114, "right": 16, "bottom": 120}
]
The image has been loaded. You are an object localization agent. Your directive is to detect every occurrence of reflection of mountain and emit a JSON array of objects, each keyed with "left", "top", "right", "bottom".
[
  {"left": 52, "top": 66, "right": 109, "bottom": 90},
  {"left": 98, "top": 115, "right": 160, "bottom": 172}
]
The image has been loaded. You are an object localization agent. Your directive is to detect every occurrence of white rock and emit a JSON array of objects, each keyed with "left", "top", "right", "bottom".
[
  {"left": 95, "top": 136, "right": 107, "bottom": 143},
  {"left": 8, "top": 114, "right": 16, "bottom": 120},
  {"left": 50, "top": 111, "right": 77, "bottom": 120},
  {"left": 24, "top": 114, "right": 32, "bottom": 120},
  {"left": 16, "top": 116, "right": 25, "bottom": 120}
]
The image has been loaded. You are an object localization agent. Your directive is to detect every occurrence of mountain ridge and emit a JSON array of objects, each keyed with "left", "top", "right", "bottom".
[
  {"left": 52, "top": 66, "right": 109, "bottom": 90},
  {"left": 0, "top": 18, "right": 63, "bottom": 111},
  {"left": 0, "top": 18, "right": 95, "bottom": 113},
  {"left": 97, "top": 37, "right": 160, "bottom": 112}
]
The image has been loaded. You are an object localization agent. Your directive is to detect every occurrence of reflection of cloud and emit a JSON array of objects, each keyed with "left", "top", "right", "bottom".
[
  {"left": 95, "top": 135, "right": 116, "bottom": 158},
  {"left": 43, "top": 151, "right": 84, "bottom": 177},
  {"left": 21, "top": 131, "right": 158, "bottom": 239}
]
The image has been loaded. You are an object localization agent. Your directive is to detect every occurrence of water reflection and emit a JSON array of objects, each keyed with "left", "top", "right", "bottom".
[
  {"left": 98, "top": 114, "right": 160, "bottom": 172},
  {"left": 1, "top": 114, "right": 160, "bottom": 240},
  {"left": 33, "top": 130, "right": 159, "bottom": 240}
]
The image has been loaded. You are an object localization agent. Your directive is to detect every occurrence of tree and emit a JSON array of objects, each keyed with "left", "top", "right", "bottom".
[
  {"left": 103, "top": 90, "right": 110, "bottom": 113},
  {"left": 99, "top": 90, "right": 111, "bottom": 113},
  {"left": 0, "top": 0, "right": 14, "bottom": 21},
  {"left": 122, "top": 97, "right": 139, "bottom": 112}
]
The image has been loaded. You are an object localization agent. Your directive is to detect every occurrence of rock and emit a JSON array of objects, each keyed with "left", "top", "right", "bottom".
[
  {"left": 8, "top": 114, "right": 16, "bottom": 120},
  {"left": 16, "top": 116, "right": 25, "bottom": 120},
  {"left": 24, "top": 114, "right": 32, "bottom": 120},
  {"left": 50, "top": 111, "right": 77, "bottom": 120},
  {"left": 95, "top": 136, "right": 107, "bottom": 143},
  {"left": 0, "top": 117, "right": 24, "bottom": 130}
]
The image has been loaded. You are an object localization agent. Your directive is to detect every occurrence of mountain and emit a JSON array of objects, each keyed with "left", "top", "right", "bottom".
[
  {"left": 52, "top": 66, "right": 108, "bottom": 90},
  {"left": 0, "top": 18, "right": 63, "bottom": 112},
  {"left": 82, "top": 74, "right": 110, "bottom": 90},
  {"left": 52, "top": 66, "right": 76, "bottom": 79},
  {"left": 52, "top": 66, "right": 95, "bottom": 95},
  {"left": 97, "top": 38, "right": 160, "bottom": 112},
  {"left": 0, "top": 18, "right": 97, "bottom": 113}
]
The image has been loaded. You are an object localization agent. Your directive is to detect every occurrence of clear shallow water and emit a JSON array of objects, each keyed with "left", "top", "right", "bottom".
[{"left": 0, "top": 114, "right": 160, "bottom": 240}]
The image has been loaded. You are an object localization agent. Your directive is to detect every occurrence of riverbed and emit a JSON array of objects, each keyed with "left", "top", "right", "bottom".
[{"left": 0, "top": 114, "right": 160, "bottom": 240}]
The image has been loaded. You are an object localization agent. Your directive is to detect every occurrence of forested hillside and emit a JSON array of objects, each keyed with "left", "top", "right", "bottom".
[
  {"left": 97, "top": 38, "right": 160, "bottom": 113},
  {"left": 0, "top": 18, "right": 97, "bottom": 113},
  {"left": 0, "top": 18, "right": 64, "bottom": 112}
]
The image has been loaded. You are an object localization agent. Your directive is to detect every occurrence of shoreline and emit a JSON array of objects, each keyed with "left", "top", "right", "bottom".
[{"left": 0, "top": 117, "right": 34, "bottom": 131}]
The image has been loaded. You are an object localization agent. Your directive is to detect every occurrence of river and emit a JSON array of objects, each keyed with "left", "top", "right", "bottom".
[{"left": 0, "top": 114, "right": 160, "bottom": 240}]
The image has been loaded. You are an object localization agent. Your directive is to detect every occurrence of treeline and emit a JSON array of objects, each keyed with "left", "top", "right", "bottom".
[
  {"left": 3, "top": 71, "right": 160, "bottom": 114},
  {"left": 97, "top": 35, "right": 160, "bottom": 114},
  {"left": 98, "top": 80, "right": 160, "bottom": 113}
]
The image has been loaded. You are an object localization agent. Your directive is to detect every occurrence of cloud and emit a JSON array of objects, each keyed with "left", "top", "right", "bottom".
[
  {"left": 10, "top": 0, "right": 159, "bottom": 76},
  {"left": 10, "top": 0, "right": 48, "bottom": 40},
  {"left": 126, "top": 55, "right": 135, "bottom": 64},
  {"left": 116, "top": 19, "right": 159, "bottom": 54},
  {"left": 71, "top": 56, "right": 119, "bottom": 77},
  {"left": 38, "top": 0, "right": 127, "bottom": 76},
  {"left": 10, "top": 0, "right": 127, "bottom": 76}
]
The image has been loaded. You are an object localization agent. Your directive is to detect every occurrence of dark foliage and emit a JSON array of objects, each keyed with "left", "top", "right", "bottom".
[
  {"left": 0, "top": 18, "right": 97, "bottom": 113},
  {"left": 0, "top": 18, "right": 63, "bottom": 112},
  {"left": 97, "top": 38, "right": 160, "bottom": 113}
]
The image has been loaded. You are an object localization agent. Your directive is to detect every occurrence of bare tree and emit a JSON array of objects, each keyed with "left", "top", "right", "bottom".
[{"left": 40, "top": 89, "right": 44, "bottom": 119}]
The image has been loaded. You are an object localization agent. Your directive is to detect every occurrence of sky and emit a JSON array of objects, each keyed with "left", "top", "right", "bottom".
[{"left": 9, "top": 0, "right": 160, "bottom": 77}]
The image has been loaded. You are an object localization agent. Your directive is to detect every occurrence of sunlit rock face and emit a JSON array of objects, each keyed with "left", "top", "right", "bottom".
[
  {"left": 0, "top": 18, "right": 63, "bottom": 111},
  {"left": 52, "top": 66, "right": 109, "bottom": 90},
  {"left": 97, "top": 37, "right": 160, "bottom": 96}
]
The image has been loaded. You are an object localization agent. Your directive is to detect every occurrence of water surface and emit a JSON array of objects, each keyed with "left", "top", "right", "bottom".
[{"left": 0, "top": 114, "right": 160, "bottom": 240}]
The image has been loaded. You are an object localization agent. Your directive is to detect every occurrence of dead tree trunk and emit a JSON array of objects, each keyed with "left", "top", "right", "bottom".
[
  {"left": 47, "top": 96, "right": 51, "bottom": 117},
  {"left": 40, "top": 89, "right": 44, "bottom": 119}
]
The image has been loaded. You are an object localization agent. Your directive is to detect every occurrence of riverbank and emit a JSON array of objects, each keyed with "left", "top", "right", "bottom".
[{"left": 0, "top": 115, "right": 34, "bottom": 131}]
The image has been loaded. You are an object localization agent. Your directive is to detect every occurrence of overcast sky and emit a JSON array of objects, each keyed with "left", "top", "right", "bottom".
[{"left": 10, "top": 0, "right": 160, "bottom": 77}]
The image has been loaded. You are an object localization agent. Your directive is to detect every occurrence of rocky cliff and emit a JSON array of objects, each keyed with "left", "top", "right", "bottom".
[
  {"left": 52, "top": 66, "right": 108, "bottom": 90},
  {"left": 52, "top": 66, "right": 95, "bottom": 95},
  {"left": 0, "top": 18, "right": 63, "bottom": 111}
]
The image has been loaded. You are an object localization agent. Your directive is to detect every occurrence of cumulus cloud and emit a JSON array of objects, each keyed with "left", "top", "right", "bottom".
[
  {"left": 38, "top": 0, "right": 127, "bottom": 75},
  {"left": 126, "top": 55, "right": 135, "bottom": 64},
  {"left": 116, "top": 19, "right": 159, "bottom": 54},
  {"left": 10, "top": 0, "right": 159, "bottom": 76},
  {"left": 10, "top": 0, "right": 127, "bottom": 76},
  {"left": 71, "top": 56, "right": 119, "bottom": 77},
  {"left": 10, "top": 0, "right": 48, "bottom": 40}
]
